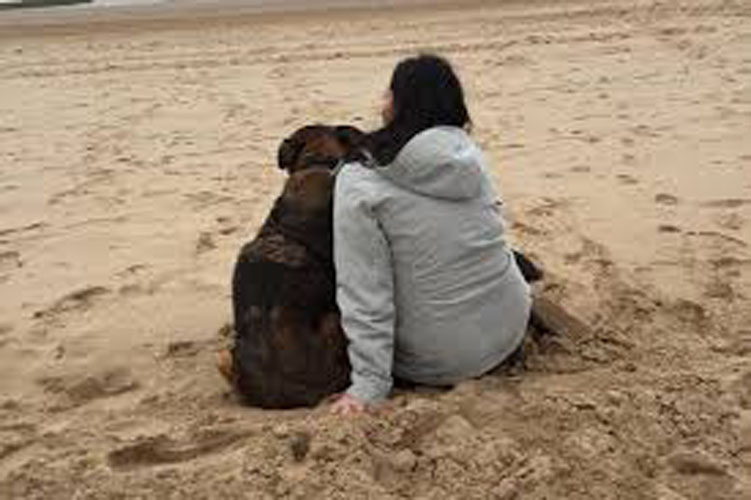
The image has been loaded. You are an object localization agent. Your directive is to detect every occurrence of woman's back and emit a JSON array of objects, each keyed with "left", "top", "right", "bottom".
[
  {"left": 331, "top": 54, "right": 532, "bottom": 412},
  {"left": 335, "top": 126, "right": 531, "bottom": 393}
]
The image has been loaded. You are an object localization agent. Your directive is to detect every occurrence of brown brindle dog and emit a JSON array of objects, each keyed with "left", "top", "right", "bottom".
[{"left": 218, "top": 125, "right": 365, "bottom": 409}]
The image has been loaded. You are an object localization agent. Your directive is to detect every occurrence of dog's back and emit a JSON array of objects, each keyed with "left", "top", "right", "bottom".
[{"left": 230, "top": 170, "right": 349, "bottom": 408}]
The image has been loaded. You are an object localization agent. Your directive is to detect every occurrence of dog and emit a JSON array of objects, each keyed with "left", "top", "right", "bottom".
[{"left": 219, "top": 125, "right": 364, "bottom": 409}]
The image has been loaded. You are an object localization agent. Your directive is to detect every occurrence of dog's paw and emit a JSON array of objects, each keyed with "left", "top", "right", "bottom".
[{"left": 216, "top": 349, "right": 234, "bottom": 385}]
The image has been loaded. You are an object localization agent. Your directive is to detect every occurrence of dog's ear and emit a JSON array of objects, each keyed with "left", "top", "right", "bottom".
[
  {"left": 277, "top": 137, "right": 305, "bottom": 172},
  {"left": 335, "top": 125, "right": 367, "bottom": 163},
  {"left": 334, "top": 125, "right": 365, "bottom": 150}
]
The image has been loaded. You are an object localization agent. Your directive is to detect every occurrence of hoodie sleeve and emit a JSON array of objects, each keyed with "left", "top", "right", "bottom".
[{"left": 333, "top": 166, "right": 395, "bottom": 404}]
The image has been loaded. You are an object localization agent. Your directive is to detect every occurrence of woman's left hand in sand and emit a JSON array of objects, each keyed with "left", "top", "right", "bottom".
[{"left": 330, "top": 393, "right": 367, "bottom": 416}]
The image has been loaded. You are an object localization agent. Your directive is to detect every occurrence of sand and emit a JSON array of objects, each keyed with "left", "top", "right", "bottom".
[{"left": 0, "top": 0, "right": 750, "bottom": 498}]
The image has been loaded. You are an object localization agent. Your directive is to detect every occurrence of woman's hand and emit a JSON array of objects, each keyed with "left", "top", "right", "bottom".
[{"left": 330, "top": 393, "right": 367, "bottom": 416}]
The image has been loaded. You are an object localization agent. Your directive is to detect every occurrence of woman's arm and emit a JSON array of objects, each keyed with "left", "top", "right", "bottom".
[{"left": 333, "top": 167, "right": 395, "bottom": 405}]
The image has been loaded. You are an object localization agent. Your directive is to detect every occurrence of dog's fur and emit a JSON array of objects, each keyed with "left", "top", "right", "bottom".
[{"left": 223, "top": 125, "right": 364, "bottom": 409}]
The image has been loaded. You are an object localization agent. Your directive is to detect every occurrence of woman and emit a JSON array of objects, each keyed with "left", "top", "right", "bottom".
[{"left": 332, "top": 54, "right": 531, "bottom": 415}]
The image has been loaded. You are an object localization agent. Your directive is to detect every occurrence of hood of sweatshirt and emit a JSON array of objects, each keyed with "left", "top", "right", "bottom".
[{"left": 375, "top": 126, "right": 485, "bottom": 201}]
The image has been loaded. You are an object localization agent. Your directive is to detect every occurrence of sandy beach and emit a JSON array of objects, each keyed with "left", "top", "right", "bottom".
[{"left": 1, "top": 0, "right": 750, "bottom": 497}]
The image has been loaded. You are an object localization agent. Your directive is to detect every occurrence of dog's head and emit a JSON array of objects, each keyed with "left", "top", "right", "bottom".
[{"left": 277, "top": 124, "right": 365, "bottom": 174}]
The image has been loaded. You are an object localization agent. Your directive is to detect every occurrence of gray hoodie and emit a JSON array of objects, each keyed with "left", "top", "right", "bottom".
[{"left": 334, "top": 126, "right": 531, "bottom": 403}]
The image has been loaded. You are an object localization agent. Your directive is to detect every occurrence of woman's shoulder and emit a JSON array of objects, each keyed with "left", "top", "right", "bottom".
[
  {"left": 334, "top": 161, "right": 393, "bottom": 210},
  {"left": 336, "top": 161, "right": 387, "bottom": 189}
]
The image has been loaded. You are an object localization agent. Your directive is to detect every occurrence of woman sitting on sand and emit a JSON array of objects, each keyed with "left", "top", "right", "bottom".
[{"left": 331, "top": 54, "right": 532, "bottom": 415}]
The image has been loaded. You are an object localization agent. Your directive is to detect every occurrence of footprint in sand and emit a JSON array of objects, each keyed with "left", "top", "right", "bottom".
[
  {"left": 666, "top": 449, "right": 728, "bottom": 477},
  {"left": 655, "top": 193, "right": 680, "bottom": 206},
  {"left": 216, "top": 216, "right": 240, "bottom": 236},
  {"left": 702, "top": 198, "right": 751, "bottom": 209},
  {"left": 631, "top": 124, "right": 661, "bottom": 138},
  {"left": 0, "top": 250, "right": 21, "bottom": 284},
  {"left": 33, "top": 286, "right": 111, "bottom": 322},
  {"left": 118, "top": 283, "right": 153, "bottom": 298},
  {"left": 510, "top": 221, "right": 546, "bottom": 238},
  {"left": 36, "top": 367, "right": 139, "bottom": 410},
  {"left": 107, "top": 428, "right": 250, "bottom": 471},
  {"left": 0, "top": 221, "right": 46, "bottom": 239},
  {"left": 526, "top": 198, "right": 568, "bottom": 218},
  {"left": 115, "top": 264, "right": 148, "bottom": 279},
  {"left": 737, "top": 411, "right": 751, "bottom": 465},
  {"left": 616, "top": 174, "right": 639, "bottom": 185},
  {"left": 658, "top": 224, "right": 682, "bottom": 234},
  {"left": 715, "top": 212, "right": 744, "bottom": 231},
  {"left": 669, "top": 299, "right": 709, "bottom": 327},
  {"left": 622, "top": 153, "right": 637, "bottom": 165},
  {"left": 164, "top": 340, "right": 205, "bottom": 358},
  {"left": 195, "top": 231, "right": 217, "bottom": 255},
  {"left": 543, "top": 171, "right": 564, "bottom": 179},
  {"left": 711, "top": 330, "right": 751, "bottom": 357},
  {"left": 686, "top": 230, "right": 748, "bottom": 248},
  {"left": 729, "top": 371, "right": 751, "bottom": 411},
  {"left": 704, "top": 279, "right": 734, "bottom": 300},
  {"left": 114, "top": 264, "right": 156, "bottom": 297},
  {"left": 0, "top": 250, "right": 22, "bottom": 270},
  {"left": 0, "top": 422, "right": 37, "bottom": 461},
  {"left": 0, "top": 322, "right": 13, "bottom": 349},
  {"left": 195, "top": 216, "right": 242, "bottom": 256},
  {"left": 661, "top": 411, "right": 737, "bottom": 493},
  {"left": 184, "top": 191, "right": 235, "bottom": 211},
  {"left": 709, "top": 256, "right": 751, "bottom": 270}
]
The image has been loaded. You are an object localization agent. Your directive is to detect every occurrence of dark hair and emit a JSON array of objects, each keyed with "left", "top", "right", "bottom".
[{"left": 367, "top": 54, "right": 471, "bottom": 165}]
